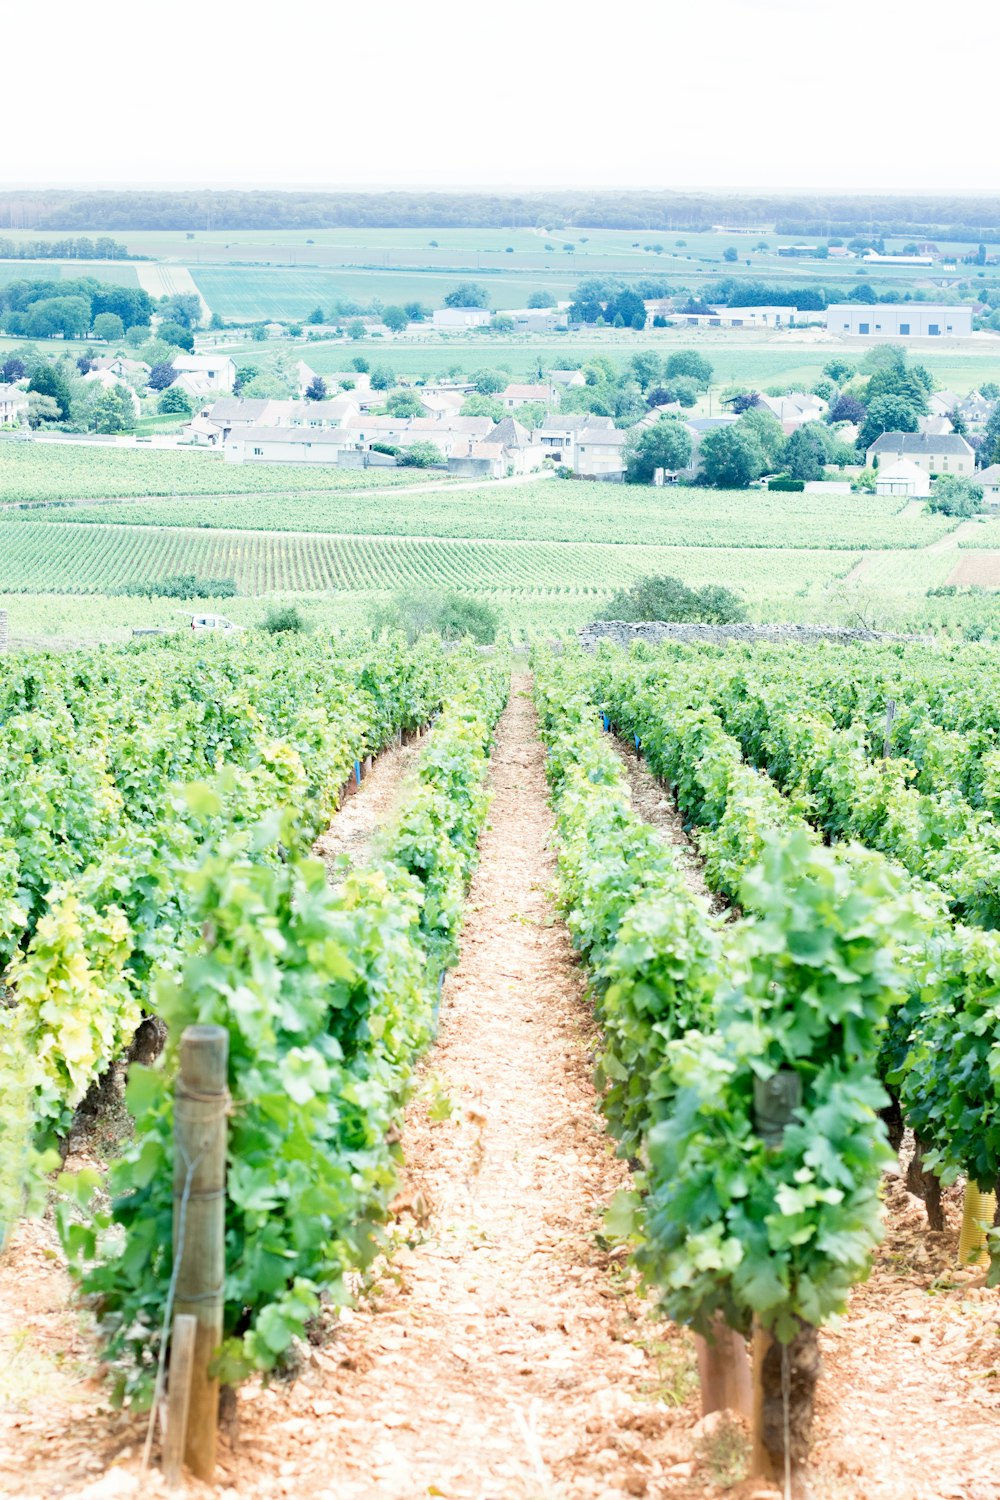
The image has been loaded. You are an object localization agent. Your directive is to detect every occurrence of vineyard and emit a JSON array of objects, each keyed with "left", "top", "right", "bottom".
[
  {"left": 0, "top": 444, "right": 451, "bottom": 504},
  {"left": 0, "top": 520, "right": 859, "bottom": 600},
  {"left": 12, "top": 482, "right": 957, "bottom": 551},
  {"left": 2, "top": 631, "right": 999, "bottom": 1498}
]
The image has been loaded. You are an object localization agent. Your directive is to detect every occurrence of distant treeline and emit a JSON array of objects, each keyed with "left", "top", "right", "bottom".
[
  {"left": 4, "top": 190, "right": 1000, "bottom": 235},
  {"left": 0, "top": 236, "right": 136, "bottom": 260}
]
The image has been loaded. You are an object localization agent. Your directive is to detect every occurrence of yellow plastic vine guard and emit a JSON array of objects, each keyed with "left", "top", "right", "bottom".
[{"left": 958, "top": 1182, "right": 997, "bottom": 1267}]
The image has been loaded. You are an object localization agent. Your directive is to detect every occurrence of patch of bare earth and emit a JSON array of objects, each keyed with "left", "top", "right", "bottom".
[
  {"left": 946, "top": 551, "right": 1000, "bottom": 588},
  {"left": 612, "top": 732, "right": 1000, "bottom": 1500}
]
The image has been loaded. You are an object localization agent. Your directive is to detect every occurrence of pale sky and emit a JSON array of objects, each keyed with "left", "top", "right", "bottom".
[{"left": 4, "top": 0, "right": 998, "bottom": 196}]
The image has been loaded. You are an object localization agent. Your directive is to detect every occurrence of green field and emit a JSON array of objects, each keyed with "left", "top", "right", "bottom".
[
  {"left": 0, "top": 442, "right": 454, "bottom": 503},
  {"left": 0, "top": 518, "right": 855, "bottom": 604},
  {"left": 235, "top": 330, "right": 1000, "bottom": 396},
  {"left": 0, "top": 262, "right": 141, "bottom": 289},
  {"left": 14, "top": 482, "right": 955, "bottom": 551}
]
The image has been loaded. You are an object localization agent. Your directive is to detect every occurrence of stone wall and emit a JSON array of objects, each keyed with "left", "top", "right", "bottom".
[{"left": 578, "top": 621, "right": 928, "bottom": 649}]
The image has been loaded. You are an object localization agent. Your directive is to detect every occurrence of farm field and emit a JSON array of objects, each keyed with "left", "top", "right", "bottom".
[
  {"left": 259, "top": 330, "right": 1000, "bottom": 395},
  {"left": 18, "top": 482, "right": 956, "bottom": 551},
  {"left": 0, "top": 519, "right": 858, "bottom": 602},
  {"left": 0, "top": 441, "right": 454, "bottom": 502},
  {"left": 2, "top": 630, "right": 998, "bottom": 1498}
]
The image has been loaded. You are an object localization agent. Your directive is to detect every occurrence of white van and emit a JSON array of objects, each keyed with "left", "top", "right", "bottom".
[{"left": 191, "top": 614, "right": 242, "bottom": 634}]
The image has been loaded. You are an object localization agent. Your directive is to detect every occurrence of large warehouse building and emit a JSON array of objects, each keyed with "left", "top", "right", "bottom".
[{"left": 825, "top": 303, "right": 973, "bottom": 338}]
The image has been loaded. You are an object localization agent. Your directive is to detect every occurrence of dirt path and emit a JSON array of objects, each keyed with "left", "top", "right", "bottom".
[
  {"left": 313, "top": 729, "right": 429, "bottom": 876},
  {"left": 216, "top": 677, "right": 705, "bottom": 1500}
]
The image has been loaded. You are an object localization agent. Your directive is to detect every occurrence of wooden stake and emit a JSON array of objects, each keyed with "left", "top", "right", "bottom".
[
  {"left": 173, "top": 1025, "right": 229, "bottom": 1483},
  {"left": 694, "top": 1316, "right": 753, "bottom": 1418},
  {"left": 750, "top": 1320, "right": 779, "bottom": 1483},
  {"left": 163, "top": 1314, "right": 197, "bottom": 1488}
]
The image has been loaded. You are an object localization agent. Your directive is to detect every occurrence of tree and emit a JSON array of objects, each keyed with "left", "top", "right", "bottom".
[
  {"left": 28, "top": 364, "right": 72, "bottom": 420},
  {"left": 399, "top": 440, "right": 443, "bottom": 467},
  {"left": 158, "top": 385, "right": 192, "bottom": 414},
  {"left": 527, "top": 290, "right": 554, "bottom": 308},
  {"left": 723, "top": 247, "right": 739, "bottom": 263},
  {"left": 209, "top": 312, "right": 225, "bottom": 330},
  {"left": 158, "top": 322, "right": 194, "bottom": 351},
  {"left": 382, "top": 305, "right": 408, "bottom": 333},
  {"left": 490, "top": 314, "right": 515, "bottom": 333},
  {"left": 981, "top": 404, "right": 1000, "bottom": 466},
  {"left": 625, "top": 418, "right": 693, "bottom": 483},
  {"left": 829, "top": 392, "right": 866, "bottom": 425},
  {"left": 25, "top": 296, "right": 90, "bottom": 339},
  {"left": 928, "top": 475, "right": 983, "bottom": 517},
  {"left": 823, "top": 358, "right": 855, "bottom": 384},
  {"left": 858, "top": 395, "right": 920, "bottom": 450},
  {"left": 250, "top": 323, "right": 269, "bottom": 342},
  {"left": 403, "top": 301, "right": 428, "bottom": 322},
  {"left": 600, "top": 573, "right": 746, "bottom": 623},
  {"left": 615, "top": 380, "right": 647, "bottom": 426},
  {"left": 92, "top": 312, "right": 124, "bottom": 343},
  {"left": 737, "top": 407, "right": 786, "bottom": 470},
  {"left": 233, "top": 364, "right": 259, "bottom": 394},
  {"left": 27, "top": 391, "right": 60, "bottom": 427},
  {"left": 351, "top": 356, "right": 369, "bottom": 372},
  {"left": 369, "top": 364, "right": 395, "bottom": 391},
  {"left": 783, "top": 426, "right": 826, "bottom": 482},
  {"left": 125, "top": 324, "right": 148, "bottom": 348},
  {"left": 347, "top": 319, "right": 366, "bottom": 341},
  {"left": 665, "top": 350, "right": 713, "bottom": 387},
  {"left": 306, "top": 306, "right": 326, "bottom": 325},
  {"left": 865, "top": 365, "right": 928, "bottom": 416},
  {"left": 148, "top": 362, "right": 176, "bottom": 391},
  {"left": 461, "top": 393, "right": 504, "bottom": 421},
  {"left": 92, "top": 385, "right": 135, "bottom": 434},
  {"left": 698, "top": 425, "right": 765, "bottom": 488},
  {"left": 472, "top": 368, "right": 506, "bottom": 395},
  {"left": 1, "top": 355, "right": 26, "bottom": 383},
  {"left": 444, "top": 283, "right": 488, "bottom": 309},
  {"left": 629, "top": 351, "right": 662, "bottom": 391},
  {"left": 158, "top": 293, "right": 202, "bottom": 329},
  {"left": 304, "top": 376, "right": 327, "bottom": 401},
  {"left": 385, "top": 390, "right": 424, "bottom": 417}
]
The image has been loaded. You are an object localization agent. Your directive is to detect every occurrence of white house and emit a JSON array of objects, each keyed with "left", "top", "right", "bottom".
[
  {"left": 171, "top": 354, "right": 237, "bottom": 393},
  {"left": 223, "top": 427, "right": 356, "bottom": 465},
  {"left": 548, "top": 369, "right": 586, "bottom": 390},
  {"left": 574, "top": 425, "right": 627, "bottom": 479},
  {"left": 866, "top": 431, "right": 975, "bottom": 476},
  {"left": 432, "top": 307, "right": 492, "bottom": 331},
  {"left": 534, "top": 413, "right": 615, "bottom": 468},
  {"left": 875, "top": 459, "right": 930, "bottom": 498},
  {"left": 0, "top": 384, "right": 28, "bottom": 427},
  {"left": 825, "top": 304, "right": 973, "bottom": 338},
  {"left": 498, "top": 383, "right": 552, "bottom": 410},
  {"left": 976, "top": 464, "right": 1000, "bottom": 508},
  {"left": 755, "top": 392, "right": 827, "bottom": 429}
]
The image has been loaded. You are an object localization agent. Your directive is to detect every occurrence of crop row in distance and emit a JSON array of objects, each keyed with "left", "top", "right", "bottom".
[
  {"left": 12, "top": 485, "right": 955, "bottom": 552},
  {"left": 0, "top": 521, "right": 859, "bottom": 600}
]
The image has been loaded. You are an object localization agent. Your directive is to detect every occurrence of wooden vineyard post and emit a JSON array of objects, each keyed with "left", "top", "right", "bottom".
[
  {"left": 751, "top": 1320, "right": 778, "bottom": 1484},
  {"left": 694, "top": 1316, "right": 753, "bottom": 1418},
  {"left": 163, "top": 1314, "right": 197, "bottom": 1488},
  {"left": 173, "top": 1024, "right": 229, "bottom": 1483}
]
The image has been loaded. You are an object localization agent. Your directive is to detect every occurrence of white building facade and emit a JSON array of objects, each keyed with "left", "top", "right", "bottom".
[{"left": 825, "top": 304, "right": 973, "bottom": 338}]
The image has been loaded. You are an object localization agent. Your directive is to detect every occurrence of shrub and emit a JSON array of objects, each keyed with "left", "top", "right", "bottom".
[
  {"left": 399, "top": 442, "right": 444, "bottom": 468},
  {"left": 261, "top": 604, "right": 309, "bottom": 634},
  {"left": 599, "top": 573, "right": 747, "bottom": 624},
  {"left": 767, "top": 476, "right": 805, "bottom": 492},
  {"left": 371, "top": 590, "right": 500, "bottom": 644}
]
